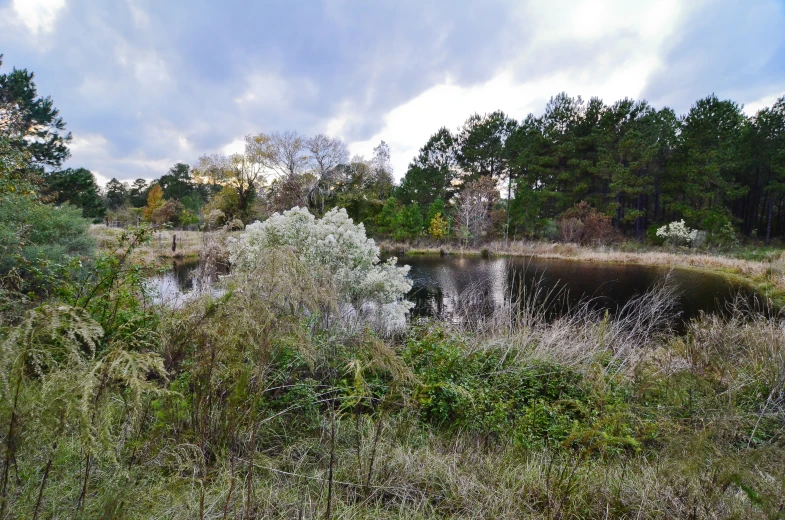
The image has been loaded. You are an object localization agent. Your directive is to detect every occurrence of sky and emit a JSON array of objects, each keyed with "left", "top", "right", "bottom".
[{"left": 1, "top": 0, "right": 784, "bottom": 186}]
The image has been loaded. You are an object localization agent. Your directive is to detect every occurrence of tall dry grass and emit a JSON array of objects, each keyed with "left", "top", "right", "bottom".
[{"left": 89, "top": 224, "right": 239, "bottom": 265}]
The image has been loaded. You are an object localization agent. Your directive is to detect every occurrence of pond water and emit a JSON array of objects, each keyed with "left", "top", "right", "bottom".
[
  {"left": 148, "top": 259, "right": 229, "bottom": 305},
  {"left": 150, "top": 255, "right": 761, "bottom": 329},
  {"left": 394, "top": 255, "right": 760, "bottom": 329}
]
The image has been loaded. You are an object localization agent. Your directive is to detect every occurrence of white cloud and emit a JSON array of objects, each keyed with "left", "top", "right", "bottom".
[
  {"left": 90, "top": 170, "right": 110, "bottom": 188},
  {"left": 125, "top": 0, "right": 150, "bottom": 28},
  {"left": 12, "top": 0, "right": 65, "bottom": 35},
  {"left": 233, "top": 73, "right": 297, "bottom": 108},
  {"left": 69, "top": 133, "right": 110, "bottom": 155},
  {"left": 222, "top": 138, "right": 245, "bottom": 155},
  {"left": 343, "top": 0, "right": 687, "bottom": 178},
  {"left": 743, "top": 93, "right": 784, "bottom": 116}
]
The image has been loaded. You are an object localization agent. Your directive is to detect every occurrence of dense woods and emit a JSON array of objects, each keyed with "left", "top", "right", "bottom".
[{"left": 45, "top": 93, "right": 785, "bottom": 249}]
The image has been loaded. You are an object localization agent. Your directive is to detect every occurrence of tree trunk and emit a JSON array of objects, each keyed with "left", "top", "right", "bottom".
[{"left": 765, "top": 198, "right": 774, "bottom": 246}]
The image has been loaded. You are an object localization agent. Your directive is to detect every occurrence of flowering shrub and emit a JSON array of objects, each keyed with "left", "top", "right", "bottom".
[
  {"left": 656, "top": 220, "right": 698, "bottom": 246},
  {"left": 229, "top": 207, "right": 413, "bottom": 333}
]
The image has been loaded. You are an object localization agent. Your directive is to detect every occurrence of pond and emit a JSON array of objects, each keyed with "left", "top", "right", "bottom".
[
  {"left": 394, "top": 255, "right": 761, "bottom": 329},
  {"left": 150, "top": 254, "right": 762, "bottom": 329}
]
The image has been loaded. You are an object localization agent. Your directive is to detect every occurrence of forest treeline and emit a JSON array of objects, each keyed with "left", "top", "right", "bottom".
[{"left": 3, "top": 53, "right": 785, "bottom": 248}]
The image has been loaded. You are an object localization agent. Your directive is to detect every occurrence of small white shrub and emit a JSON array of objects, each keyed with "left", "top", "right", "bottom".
[
  {"left": 656, "top": 220, "right": 699, "bottom": 247},
  {"left": 229, "top": 207, "right": 413, "bottom": 333}
]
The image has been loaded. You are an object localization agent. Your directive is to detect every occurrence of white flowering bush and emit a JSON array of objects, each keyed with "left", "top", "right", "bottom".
[
  {"left": 656, "top": 220, "right": 699, "bottom": 247},
  {"left": 229, "top": 207, "right": 413, "bottom": 334}
]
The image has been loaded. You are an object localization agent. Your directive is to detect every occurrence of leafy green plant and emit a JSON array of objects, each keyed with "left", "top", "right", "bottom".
[{"left": 0, "top": 191, "right": 94, "bottom": 295}]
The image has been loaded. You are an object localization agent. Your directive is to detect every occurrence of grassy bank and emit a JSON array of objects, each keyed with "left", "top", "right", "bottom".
[{"left": 89, "top": 225, "right": 237, "bottom": 266}]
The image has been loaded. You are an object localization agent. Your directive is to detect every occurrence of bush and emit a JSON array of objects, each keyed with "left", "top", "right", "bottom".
[
  {"left": 656, "top": 220, "right": 698, "bottom": 247},
  {"left": 539, "top": 218, "right": 560, "bottom": 240},
  {"left": 647, "top": 224, "right": 666, "bottom": 245},
  {"left": 229, "top": 207, "right": 413, "bottom": 333},
  {"left": 226, "top": 218, "right": 244, "bottom": 231},
  {"left": 708, "top": 221, "right": 738, "bottom": 249},
  {"left": 0, "top": 192, "right": 94, "bottom": 292},
  {"left": 559, "top": 217, "right": 584, "bottom": 243},
  {"left": 558, "top": 202, "right": 615, "bottom": 246}
]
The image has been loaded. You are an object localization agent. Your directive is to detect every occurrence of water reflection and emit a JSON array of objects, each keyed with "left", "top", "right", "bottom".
[
  {"left": 396, "top": 255, "right": 760, "bottom": 329},
  {"left": 148, "top": 258, "right": 229, "bottom": 306},
  {"left": 151, "top": 255, "right": 761, "bottom": 330}
]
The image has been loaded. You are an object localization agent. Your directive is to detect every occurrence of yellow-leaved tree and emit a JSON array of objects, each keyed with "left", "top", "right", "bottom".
[
  {"left": 142, "top": 184, "right": 165, "bottom": 222},
  {"left": 428, "top": 212, "right": 449, "bottom": 239}
]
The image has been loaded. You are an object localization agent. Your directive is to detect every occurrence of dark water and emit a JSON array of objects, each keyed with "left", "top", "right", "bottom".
[
  {"left": 152, "top": 255, "right": 761, "bottom": 328},
  {"left": 394, "top": 255, "right": 761, "bottom": 328}
]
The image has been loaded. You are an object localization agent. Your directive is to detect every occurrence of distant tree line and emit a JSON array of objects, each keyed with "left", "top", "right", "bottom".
[
  {"left": 4, "top": 52, "right": 785, "bottom": 246},
  {"left": 394, "top": 93, "right": 785, "bottom": 245}
]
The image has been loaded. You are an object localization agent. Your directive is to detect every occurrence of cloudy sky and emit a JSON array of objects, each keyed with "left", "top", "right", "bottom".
[{"left": 2, "top": 0, "right": 784, "bottom": 185}]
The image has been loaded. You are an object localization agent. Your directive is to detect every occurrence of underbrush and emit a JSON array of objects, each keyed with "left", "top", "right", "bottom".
[{"left": 1, "top": 231, "right": 784, "bottom": 518}]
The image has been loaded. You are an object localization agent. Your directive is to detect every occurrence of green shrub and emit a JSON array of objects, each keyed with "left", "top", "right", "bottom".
[
  {"left": 0, "top": 192, "right": 94, "bottom": 293},
  {"left": 646, "top": 224, "right": 666, "bottom": 245},
  {"left": 404, "top": 328, "right": 590, "bottom": 442}
]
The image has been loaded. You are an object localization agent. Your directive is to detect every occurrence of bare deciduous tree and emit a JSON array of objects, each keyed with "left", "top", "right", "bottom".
[
  {"left": 305, "top": 134, "right": 349, "bottom": 212},
  {"left": 192, "top": 134, "right": 272, "bottom": 216},
  {"left": 307, "top": 134, "right": 349, "bottom": 179},
  {"left": 455, "top": 176, "right": 499, "bottom": 245},
  {"left": 268, "top": 131, "right": 309, "bottom": 178}
]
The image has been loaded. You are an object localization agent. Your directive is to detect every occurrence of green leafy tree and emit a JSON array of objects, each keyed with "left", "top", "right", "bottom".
[
  {"left": 0, "top": 136, "right": 36, "bottom": 195},
  {"left": 104, "top": 178, "right": 128, "bottom": 210},
  {"left": 333, "top": 156, "right": 388, "bottom": 226},
  {"left": 128, "top": 178, "right": 149, "bottom": 207},
  {"left": 44, "top": 168, "right": 106, "bottom": 221}
]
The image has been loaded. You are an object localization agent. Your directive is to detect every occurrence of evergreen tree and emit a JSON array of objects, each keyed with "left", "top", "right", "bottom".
[
  {"left": 426, "top": 198, "right": 447, "bottom": 227},
  {"left": 0, "top": 55, "right": 71, "bottom": 169},
  {"left": 393, "top": 204, "right": 424, "bottom": 240},
  {"left": 398, "top": 128, "right": 458, "bottom": 208},
  {"left": 128, "top": 178, "right": 149, "bottom": 208},
  {"left": 666, "top": 94, "right": 746, "bottom": 228},
  {"left": 104, "top": 178, "right": 128, "bottom": 210},
  {"left": 375, "top": 197, "right": 400, "bottom": 236},
  {"left": 44, "top": 168, "right": 106, "bottom": 221},
  {"left": 158, "top": 163, "right": 195, "bottom": 201}
]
